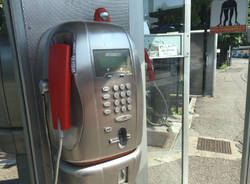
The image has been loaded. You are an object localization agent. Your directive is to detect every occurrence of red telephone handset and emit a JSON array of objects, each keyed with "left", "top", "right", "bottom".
[
  {"left": 48, "top": 44, "right": 71, "bottom": 130},
  {"left": 144, "top": 49, "right": 155, "bottom": 82}
]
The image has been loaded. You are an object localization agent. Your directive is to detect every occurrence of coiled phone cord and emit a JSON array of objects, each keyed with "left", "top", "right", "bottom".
[
  {"left": 145, "top": 49, "right": 170, "bottom": 127},
  {"left": 147, "top": 81, "right": 170, "bottom": 127}
]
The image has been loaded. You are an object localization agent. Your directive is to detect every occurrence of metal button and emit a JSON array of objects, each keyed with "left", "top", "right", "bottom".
[
  {"left": 109, "top": 137, "right": 119, "bottom": 144},
  {"left": 104, "top": 127, "right": 112, "bottom": 133},
  {"left": 103, "top": 101, "right": 111, "bottom": 108},
  {"left": 114, "top": 100, "right": 120, "bottom": 106},
  {"left": 120, "top": 91, "right": 126, "bottom": 98},
  {"left": 120, "top": 84, "right": 125, "bottom": 90},
  {"left": 115, "top": 114, "right": 133, "bottom": 122},
  {"left": 127, "top": 98, "right": 132, "bottom": 104},
  {"left": 114, "top": 92, "right": 119, "bottom": 99},
  {"left": 126, "top": 90, "right": 132, "bottom": 97},
  {"left": 113, "top": 85, "right": 119, "bottom": 91},
  {"left": 126, "top": 83, "right": 131, "bottom": 89},
  {"left": 127, "top": 105, "right": 132, "bottom": 111},
  {"left": 102, "top": 86, "right": 110, "bottom": 92},
  {"left": 103, "top": 94, "right": 111, "bottom": 100},
  {"left": 121, "top": 106, "right": 127, "bottom": 112},
  {"left": 115, "top": 107, "right": 120, "bottom": 113},
  {"left": 127, "top": 133, "right": 131, "bottom": 139},
  {"left": 121, "top": 98, "right": 126, "bottom": 105},
  {"left": 104, "top": 109, "right": 111, "bottom": 115}
]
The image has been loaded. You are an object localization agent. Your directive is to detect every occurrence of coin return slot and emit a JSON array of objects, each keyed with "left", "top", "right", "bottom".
[{"left": 118, "top": 167, "right": 128, "bottom": 184}]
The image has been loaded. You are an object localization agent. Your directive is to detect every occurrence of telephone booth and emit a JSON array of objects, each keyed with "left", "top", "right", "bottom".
[{"left": 2, "top": 1, "right": 250, "bottom": 184}]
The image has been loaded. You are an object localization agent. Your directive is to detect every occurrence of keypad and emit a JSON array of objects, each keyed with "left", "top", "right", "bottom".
[
  {"left": 120, "top": 91, "right": 126, "bottom": 98},
  {"left": 121, "top": 99, "right": 126, "bottom": 105},
  {"left": 102, "top": 86, "right": 110, "bottom": 92},
  {"left": 120, "top": 84, "right": 125, "bottom": 90},
  {"left": 104, "top": 109, "right": 111, "bottom": 115},
  {"left": 114, "top": 100, "right": 120, "bottom": 106},
  {"left": 126, "top": 90, "right": 131, "bottom": 97},
  {"left": 127, "top": 98, "right": 132, "bottom": 104},
  {"left": 101, "top": 83, "right": 132, "bottom": 116},
  {"left": 113, "top": 85, "right": 119, "bottom": 91},
  {"left": 115, "top": 107, "right": 120, "bottom": 113},
  {"left": 103, "top": 94, "right": 111, "bottom": 100},
  {"left": 114, "top": 92, "right": 119, "bottom": 99},
  {"left": 126, "top": 83, "right": 131, "bottom": 90},
  {"left": 103, "top": 102, "right": 111, "bottom": 108},
  {"left": 121, "top": 106, "right": 127, "bottom": 112}
]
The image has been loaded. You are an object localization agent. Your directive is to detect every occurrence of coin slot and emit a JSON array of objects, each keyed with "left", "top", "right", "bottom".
[{"left": 118, "top": 128, "right": 128, "bottom": 148}]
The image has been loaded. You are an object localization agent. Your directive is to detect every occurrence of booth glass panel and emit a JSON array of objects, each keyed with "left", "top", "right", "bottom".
[{"left": 144, "top": 1, "right": 185, "bottom": 183}]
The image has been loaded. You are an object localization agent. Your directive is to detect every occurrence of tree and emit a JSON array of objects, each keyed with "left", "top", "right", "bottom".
[
  {"left": 191, "top": 0, "right": 213, "bottom": 30},
  {"left": 148, "top": 0, "right": 213, "bottom": 33},
  {"left": 217, "top": 0, "right": 250, "bottom": 66}
]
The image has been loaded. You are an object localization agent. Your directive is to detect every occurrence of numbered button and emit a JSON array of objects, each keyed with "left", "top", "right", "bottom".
[
  {"left": 120, "top": 84, "right": 125, "bottom": 90},
  {"left": 113, "top": 85, "right": 119, "bottom": 91},
  {"left": 126, "top": 83, "right": 131, "bottom": 89},
  {"left": 121, "top": 106, "right": 127, "bottom": 112},
  {"left": 127, "top": 98, "right": 132, "bottom": 104},
  {"left": 120, "top": 91, "right": 126, "bottom": 98},
  {"left": 103, "top": 102, "right": 111, "bottom": 108},
  {"left": 104, "top": 109, "right": 111, "bottom": 115},
  {"left": 104, "top": 127, "right": 112, "bottom": 133},
  {"left": 126, "top": 90, "right": 132, "bottom": 97},
  {"left": 127, "top": 105, "right": 132, "bottom": 111},
  {"left": 114, "top": 100, "right": 120, "bottom": 106},
  {"left": 114, "top": 107, "right": 120, "bottom": 114},
  {"left": 102, "top": 86, "right": 110, "bottom": 92},
  {"left": 121, "top": 98, "right": 126, "bottom": 105},
  {"left": 103, "top": 94, "right": 111, "bottom": 100},
  {"left": 114, "top": 92, "right": 119, "bottom": 99}
]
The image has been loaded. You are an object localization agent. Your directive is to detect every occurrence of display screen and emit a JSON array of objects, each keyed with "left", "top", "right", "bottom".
[{"left": 93, "top": 49, "right": 132, "bottom": 77}]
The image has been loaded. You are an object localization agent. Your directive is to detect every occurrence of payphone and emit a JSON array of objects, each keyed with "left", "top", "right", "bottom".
[{"left": 39, "top": 22, "right": 143, "bottom": 183}]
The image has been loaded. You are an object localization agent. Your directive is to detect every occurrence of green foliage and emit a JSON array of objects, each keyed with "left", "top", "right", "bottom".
[
  {"left": 191, "top": 0, "right": 213, "bottom": 29},
  {"left": 171, "top": 107, "right": 181, "bottom": 116},
  {"left": 150, "top": 0, "right": 213, "bottom": 31},
  {"left": 152, "top": 7, "right": 184, "bottom": 26},
  {"left": 248, "top": 0, "right": 250, "bottom": 25},
  {"left": 219, "top": 64, "right": 228, "bottom": 69}
]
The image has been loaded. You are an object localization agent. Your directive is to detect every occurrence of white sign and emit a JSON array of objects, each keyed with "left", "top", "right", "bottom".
[
  {"left": 210, "top": 0, "right": 248, "bottom": 33},
  {"left": 144, "top": 34, "right": 183, "bottom": 59}
]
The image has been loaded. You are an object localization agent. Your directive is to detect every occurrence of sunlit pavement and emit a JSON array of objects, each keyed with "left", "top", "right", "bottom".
[
  {"left": 0, "top": 151, "right": 18, "bottom": 183},
  {"left": 188, "top": 58, "right": 248, "bottom": 184},
  {"left": 149, "top": 58, "right": 248, "bottom": 184}
]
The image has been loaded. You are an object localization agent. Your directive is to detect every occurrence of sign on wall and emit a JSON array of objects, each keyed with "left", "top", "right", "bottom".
[
  {"left": 210, "top": 0, "right": 248, "bottom": 33},
  {"left": 144, "top": 34, "right": 183, "bottom": 59}
]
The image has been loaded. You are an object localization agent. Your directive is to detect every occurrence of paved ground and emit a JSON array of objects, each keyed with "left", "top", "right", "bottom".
[
  {"left": 0, "top": 152, "right": 18, "bottom": 184},
  {"left": 0, "top": 58, "right": 247, "bottom": 183},
  {"left": 148, "top": 58, "right": 248, "bottom": 184},
  {"left": 190, "top": 59, "right": 247, "bottom": 143},
  {"left": 188, "top": 58, "right": 248, "bottom": 184}
]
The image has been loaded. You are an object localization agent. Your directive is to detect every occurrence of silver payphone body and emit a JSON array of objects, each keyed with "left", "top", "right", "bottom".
[{"left": 39, "top": 22, "right": 143, "bottom": 183}]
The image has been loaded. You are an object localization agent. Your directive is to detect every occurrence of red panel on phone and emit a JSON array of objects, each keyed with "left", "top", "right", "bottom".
[{"left": 48, "top": 44, "right": 71, "bottom": 130}]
